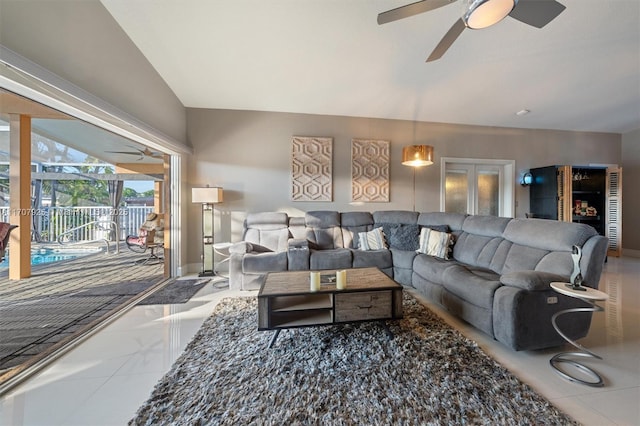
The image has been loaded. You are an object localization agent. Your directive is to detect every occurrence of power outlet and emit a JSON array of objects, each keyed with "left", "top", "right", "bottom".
[{"left": 547, "top": 296, "right": 558, "bottom": 304}]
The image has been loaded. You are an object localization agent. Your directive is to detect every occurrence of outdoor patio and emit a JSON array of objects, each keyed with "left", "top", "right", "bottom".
[{"left": 0, "top": 245, "right": 166, "bottom": 389}]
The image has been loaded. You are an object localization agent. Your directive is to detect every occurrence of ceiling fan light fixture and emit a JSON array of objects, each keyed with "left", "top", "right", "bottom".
[{"left": 463, "top": 0, "right": 517, "bottom": 29}]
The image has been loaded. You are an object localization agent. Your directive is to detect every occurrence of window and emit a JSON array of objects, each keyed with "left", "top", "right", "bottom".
[{"left": 441, "top": 158, "right": 515, "bottom": 217}]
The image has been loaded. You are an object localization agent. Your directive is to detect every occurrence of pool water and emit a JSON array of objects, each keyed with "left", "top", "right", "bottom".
[{"left": 0, "top": 247, "right": 102, "bottom": 269}]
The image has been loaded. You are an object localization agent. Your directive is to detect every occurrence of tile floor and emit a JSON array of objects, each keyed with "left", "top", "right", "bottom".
[{"left": 0, "top": 257, "right": 638, "bottom": 426}]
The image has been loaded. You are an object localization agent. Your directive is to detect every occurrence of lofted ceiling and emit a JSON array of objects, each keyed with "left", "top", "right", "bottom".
[{"left": 100, "top": 0, "right": 640, "bottom": 134}]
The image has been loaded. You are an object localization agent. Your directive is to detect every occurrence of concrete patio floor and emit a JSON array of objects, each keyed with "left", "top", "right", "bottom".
[{"left": 0, "top": 245, "right": 166, "bottom": 391}]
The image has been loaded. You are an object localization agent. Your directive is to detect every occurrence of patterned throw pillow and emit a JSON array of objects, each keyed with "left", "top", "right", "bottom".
[
  {"left": 358, "top": 227, "right": 388, "bottom": 251},
  {"left": 417, "top": 227, "right": 453, "bottom": 259},
  {"left": 378, "top": 223, "right": 420, "bottom": 251}
]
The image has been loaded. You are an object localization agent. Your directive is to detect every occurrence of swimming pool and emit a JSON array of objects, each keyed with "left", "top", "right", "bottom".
[{"left": 0, "top": 247, "right": 102, "bottom": 269}]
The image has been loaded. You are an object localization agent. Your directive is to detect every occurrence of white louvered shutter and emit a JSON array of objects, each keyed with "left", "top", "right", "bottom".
[
  {"left": 606, "top": 167, "right": 622, "bottom": 257},
  {"left": 557, "top": 166, "right": 572, "bottom": 222}
]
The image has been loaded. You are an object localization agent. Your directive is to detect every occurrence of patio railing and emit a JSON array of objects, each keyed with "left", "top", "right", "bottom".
[{"left": 0, "top": 206, "right": 154, "bottom": 243}]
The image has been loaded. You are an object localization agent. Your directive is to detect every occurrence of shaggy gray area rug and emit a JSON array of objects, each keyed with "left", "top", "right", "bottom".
[{"left": 130, "top": 294, "right": 576, "bottom": 425}]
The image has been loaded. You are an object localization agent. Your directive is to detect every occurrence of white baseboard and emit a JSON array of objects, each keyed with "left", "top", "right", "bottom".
[{"left": 622, "top": 248, "right": 640, "bottom": 258}]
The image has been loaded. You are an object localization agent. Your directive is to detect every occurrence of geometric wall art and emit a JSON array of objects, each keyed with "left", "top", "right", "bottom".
[
  {"left": 351, "top": 139, "right": 390, "bottom": 202},
  {"left": 291, "top": 136, "right": 333, "bottom": 202}
]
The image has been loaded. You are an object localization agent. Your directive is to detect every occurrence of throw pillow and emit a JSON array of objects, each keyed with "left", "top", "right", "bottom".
[
  {"left": 417, "top": 228, "right": 453, "bottom": 259},
  {"left": 358, "top": 227, "right": 388, "bottom": 251},
  {"left": 422, "top": 224, "right": 450, "bottom": 233},
  {"left": 378, "top": 223, "right": 420, "bottom": 251}
]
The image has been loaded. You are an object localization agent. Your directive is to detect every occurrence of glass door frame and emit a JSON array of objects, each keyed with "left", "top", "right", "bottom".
[{"left": 440, "top": 157, "right": 515, "bottom": 217}]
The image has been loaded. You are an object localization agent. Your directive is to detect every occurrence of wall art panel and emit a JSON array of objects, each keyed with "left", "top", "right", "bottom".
[
  {"left": 351, "top": 139, "right": 390, "bottom": 202},
  {"left": 291, "top": 136, "right": 333, "bottom": 201}
]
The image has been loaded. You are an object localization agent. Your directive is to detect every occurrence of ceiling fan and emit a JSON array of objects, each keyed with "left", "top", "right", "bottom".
[
  {"left": 105, "top": 146, "right": 163, "bottom": 161},
  {"left": 378, "top": 0, "right": 566, "bottom": 62}
]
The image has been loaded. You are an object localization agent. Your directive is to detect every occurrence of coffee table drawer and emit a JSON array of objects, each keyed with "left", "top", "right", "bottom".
[{"left": 334, "top": 291, "right": 392, "bottom": 322}]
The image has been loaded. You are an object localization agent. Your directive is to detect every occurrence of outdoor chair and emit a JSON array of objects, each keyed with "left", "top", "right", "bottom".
[
  {"left": 0, "top": 222, "right": 18, "bottom": 262},
  {"left": 125, "top": 213, "right": 164, "bottom": 265},
  {"left": 126, "top": 229, "right": 164, "bottom": 265}
]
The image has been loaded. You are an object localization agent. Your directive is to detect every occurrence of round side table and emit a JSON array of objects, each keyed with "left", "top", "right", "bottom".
[
  {"left": 549, "top": 282, "right": 609, "bottom": 387},
  {"left": 212, "top": 242, "right": 232, "bottom": 287},
  {"left": 213, "top": 242, "right": 232, "bottom": 273}
]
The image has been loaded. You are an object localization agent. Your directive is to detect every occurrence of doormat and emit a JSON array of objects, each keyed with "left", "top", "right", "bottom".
[{"left": 137, "top": 279, "right": 212, "bottom": 305}]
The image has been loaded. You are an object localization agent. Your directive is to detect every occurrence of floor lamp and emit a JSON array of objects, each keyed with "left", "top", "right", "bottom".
[
  {"left": 402, "top": 145, "right": 434, "bottom": 211},
  {"left": 192, "top": 186, "right": 224, "bottom": 277}
]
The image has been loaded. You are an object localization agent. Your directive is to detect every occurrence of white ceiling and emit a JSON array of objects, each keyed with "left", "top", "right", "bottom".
[{"left": 101, "top": 0, "right": 640, "bottom": 134}]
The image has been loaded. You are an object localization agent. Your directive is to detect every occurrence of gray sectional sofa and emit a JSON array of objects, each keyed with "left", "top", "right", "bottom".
[{"left": 229, "top": 210, "right": 609, "bottom": 351}]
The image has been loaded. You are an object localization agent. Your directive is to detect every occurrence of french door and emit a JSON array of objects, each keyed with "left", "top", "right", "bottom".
[{"left": 441, "top": 158, "right": 515, "bottom": 217}]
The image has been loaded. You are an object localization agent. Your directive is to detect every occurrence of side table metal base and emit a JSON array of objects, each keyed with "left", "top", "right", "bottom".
[{"left": 550, "top": 303, "right": 605, "bottom": 387}]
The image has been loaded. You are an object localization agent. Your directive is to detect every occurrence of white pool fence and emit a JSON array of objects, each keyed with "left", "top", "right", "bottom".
[{"left": 0, "top": 206, "right": 155, "bottom": 243}]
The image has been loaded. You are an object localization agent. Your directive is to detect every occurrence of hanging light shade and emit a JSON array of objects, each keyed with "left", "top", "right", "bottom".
[
  {"left": 402, "top": 145, "right": 434, "bottom": 167},
  {"left": 462, "top": 0, "right": 517, "bottom": 29}
]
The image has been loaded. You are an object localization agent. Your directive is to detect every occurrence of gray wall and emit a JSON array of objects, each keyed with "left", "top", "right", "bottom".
[
  {"left": 0, "top": 0, "right": 186, "bottom": 143},
  {"left": 622, "top": 128, "right": 640, "bottom": 253},
  {"left": 186, "top": 108, "right": 622, "bottom": 269}
]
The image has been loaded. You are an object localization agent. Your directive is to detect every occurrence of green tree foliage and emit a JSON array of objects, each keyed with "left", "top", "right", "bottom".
[
  {"left": 54, "top": 158, "right": 114, "bottom": 206},
  {"left": 123, "top": 187, "right": 139, "bottom": 198}
]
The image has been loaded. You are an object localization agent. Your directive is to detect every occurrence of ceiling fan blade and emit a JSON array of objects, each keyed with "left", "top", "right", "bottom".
[
  {"left": 378, "top": 0, "right": 457, "bottom": 25},
  {"left": 509, "top": 0, "right": 566, "bottom": 29},
  {"left": 426, "top": 18, "right": 466, "bottom": 62},
  {"left": 105, "top": 151, "right": 141, "bottom": 155},
  {"left": 142, "top": 147, "right": 164, "bottom": 159}
]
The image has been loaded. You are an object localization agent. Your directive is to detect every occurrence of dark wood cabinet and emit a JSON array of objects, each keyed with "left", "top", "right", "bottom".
[{"left": 529, "top": 165, "right": 622, "bottom": 257}]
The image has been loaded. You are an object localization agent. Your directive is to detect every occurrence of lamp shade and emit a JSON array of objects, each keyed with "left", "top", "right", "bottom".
[
  {"left": 463, "top": 0, "right": 516, "bottom": 29},
  {"left": 192, "top": 187, "right": 223, "bottom": 204},
  {"left": 402, "top": 145, "right": 434, "bottom": 167}
]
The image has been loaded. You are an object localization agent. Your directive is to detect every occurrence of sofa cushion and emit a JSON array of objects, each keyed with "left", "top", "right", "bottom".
[
  {"left": 310, "top": 249, "right": 352, "bottom": 270},
  {"left": 379, "top": 223, "right": 420, "bottom": 251},
  {"left": 417, "top": 228, "right": 453, "bottom": 259},
  {"left": 532, "top": 252, "right": 575, "bottom": 277},
  {"left": 417, "top": 212, "right": 467, "bottom": 231},
  {"left": 461, "top": 215, "right": 511, "bottom": 237},
  {"left": 373, "top": 210, "right": 419, "bottom": 225},
  {"left": 500, "top": 271, "right": 568, "bottom": 292},
  {"left": 413, "top": 254, "right": 459, "bottom": 285},
  {"left": 245, "top": 211, "right": 289, "bottom": 229},
  {"left": 288, "top": 217, "right": 307, "bottom": 240},
  {"left": 502, "top": 244, "right": 550, "bottom": 274},
  {"left": 359, "top": 227, "right": 387, "bottom": 250},
  {"left": 243, "top": 212, "right": 290, "bottom": 252},
  {"left": 422, "top": 224, "right": 450, "bottom": 233},
  {"left": 352, "top": 249, "right": 392, "bottom": 270},
  {"left": 503, "top": 218, "right": 597, "bottom": 252},
  {"left": 453, "top": 233, "right": 504, "bottom": 271},
  {"left": 306, "top": 211, "right": 344, "bottom": 249},
  {"left": 306, "top": 210, "right": 341, "bottom": 228},
  {"left": 242, "top": 251, "right": 288, "bottom": 273},
  {"left": 442, "top": 266, "right": 501, "bottom": 310},
  {"left": 341, "top": 212, "right": 374, "bottom": 248},
  {"left": 391, "top": 248, "right": 417, "bottom": 270}
]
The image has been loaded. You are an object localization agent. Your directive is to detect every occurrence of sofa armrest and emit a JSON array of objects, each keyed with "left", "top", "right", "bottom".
[
  {"left": 230, "top": 241, "right": 273, "bottom": 255},
  {"left": 287, "top": 238, "right": 310, "bottom": 270},
  {"left": 500, "top": 271, "right": 568, "bottom": 291},
  {"left": 230, "top": 242, "right": 251, "bottom": 255},
  {"left": 288, "top": 238, "right": 309, "bottom": 250}
]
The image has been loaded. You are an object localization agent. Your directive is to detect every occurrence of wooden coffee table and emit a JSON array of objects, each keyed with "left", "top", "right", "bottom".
[{"left": 257, "top": 267, "right": 403, "bottom": 347}]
